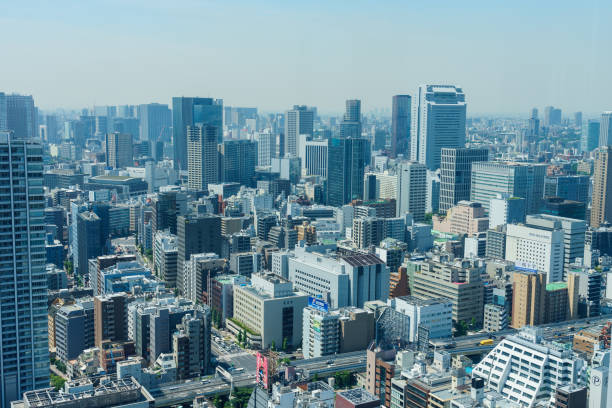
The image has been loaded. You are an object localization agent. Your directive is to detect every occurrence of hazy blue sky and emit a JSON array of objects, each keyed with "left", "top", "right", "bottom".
[{"left": 1, "top": 0, "right": 611, "bottom": 115}]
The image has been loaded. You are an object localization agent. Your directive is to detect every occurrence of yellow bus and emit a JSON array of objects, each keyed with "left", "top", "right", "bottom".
[{"left": 479, "top": 339, "right": 494, "bottom": 346}]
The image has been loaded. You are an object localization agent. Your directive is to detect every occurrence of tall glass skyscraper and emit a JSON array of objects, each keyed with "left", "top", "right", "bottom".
[
  {"left": 172, "top": 97, "right": 223, "bottom": 170},
  {"left": 410, "top": 85, "right": 466, "bottom": 170},
  {"left": 391, "top": 95, "right": 411, "bottom": 158},
  {"left": 0, "top": 136, "right": 49, "bottom": 407},
  {"left": 326, "top": 137, "right": 368, "bottom": 207},
  {"left": 581, "top": 120, "right": 600, "bottom": 153}
]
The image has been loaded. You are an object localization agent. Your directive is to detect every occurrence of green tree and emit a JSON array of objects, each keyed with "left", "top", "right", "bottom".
[
  {"left": 313, "top": 373, "right": 319, "bottom": 381},
  {"left": 454, "top": 320, "right": 468, "bottom": 337},
  {"left": 50, "top": 374, "right": 65, "bottom": 391},
  {"left": 63, "top": 260, "right": 73, "bottom": 275},
  {"left": 270, "top": 340, "right": 276, "bottom": 351},
  {"left": 282, "top": 337, "right": 288, "bottom": 351},
  {"left": 242, "top": 329, "right": 248, "bottom": 346}
]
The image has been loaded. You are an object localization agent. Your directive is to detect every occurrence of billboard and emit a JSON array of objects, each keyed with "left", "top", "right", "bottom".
[
  {"left": 514, "top": 260, "right": 538, "bottom": 273},
  {"left": 256, "top": 352, "right": 269, "bottom": 390},
  {"left": 308, "top": 296, "right": 329, "bottom": 313}
]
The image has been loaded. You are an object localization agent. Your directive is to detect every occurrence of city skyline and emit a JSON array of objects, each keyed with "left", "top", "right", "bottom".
[{"left": 1, "top": 1, "right": 611, "bottom": 115}]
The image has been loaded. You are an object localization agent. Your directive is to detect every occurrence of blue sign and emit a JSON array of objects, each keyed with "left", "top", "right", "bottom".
[{"left": 308, "top": 296, "right": 329, "bottom": 312}]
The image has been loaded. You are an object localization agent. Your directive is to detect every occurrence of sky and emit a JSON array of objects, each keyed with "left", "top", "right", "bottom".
[{"left": 1, "top": 0, "right": 611, "bottom": 116}]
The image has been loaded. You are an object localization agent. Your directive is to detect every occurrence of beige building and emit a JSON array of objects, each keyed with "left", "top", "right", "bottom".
[
  {"left": 511, "top": 271, "right": 546, "bottom": 328},
  {"left": 433, "top": 201, "right": 489, "bottom": 236},
  {"left": 410, "top": 255, "right": 484, "bottom": 326},
  {"left": 233, "top": 273, "right": 308, "bottom": 349},
  {"left": 591, "top": 146, "right": 612, "bottom": 228}
]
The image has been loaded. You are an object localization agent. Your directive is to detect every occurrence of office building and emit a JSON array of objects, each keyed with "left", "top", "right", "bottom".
[
  {"left": 582, "top": 120, "right": 600, "bottom": 152},
  {"left": 288, "top": 245, "right": 389, "bottom": 308},
  {"left": 105, "top": 132, "right": 133, "bottom": 169},
  {"left": 489, "top": 194, "right": 526, "bottom": 228},
  {"left": 172, "top": 308, "right": 212, "bottom": 378},
  {"left": 327, "top": 137, "right": 368, "bottom": 207},
  {"left": 187, "top": 125, "right": 219, "bottom": 190},
  {"left": 184, "top": 253, "right": 227, "bottom": 304},
  {"left": 555, "top": 385, "right": 587, "bottom": 408},
  {"left": 336, "top": 389, "right": 380, "bottom": 408},
  {"left": 363, "top": 171, "right": 397, "bottom": 201},
  {"left": 433, "top": 201, "right": 489, "bottom": 236},
  {"left": 591, "top": 146, "right": 612, "bottom": 228},
  {"left": 220, "top": 139, "right": 257, "bottom": 187},
  {"left": 304, "top": 139, "right": 328, "bottom": 177},
  {"left": 544, "top": 175, "right": 590, "bottom": 205},
  {"left": 410, "top": 257, "right": 484, "bottom": 326},
  {"left": 483, "top": 304, "right": 508, "bottom": 332},
  {"left": 388, "top": 296, "right": 453, "bottom": 343},
  {"left": 542, "top": 197, "right": 586, "bottom": 220},
  {"left": 601, "top": 111, "right": 612, "bottom": 147},
  {"left": 285, "top": 105, "right": 313, "bottom": 157},
  {"left": 302, "top": 302, "right": 340, "bottom": 359},
  {"left": 340, "top": 99, "right": 362, "bottom": 139},
  {"left": 544, "top": 106, "right": 562, "bottom": 127},
  {"left": 4, "top": 94, "right": 36, "bottom": 139},
  {"left": 526, "top": 214, "right": 587, "bottom": 276},
  {"left": 151, "top": 190, "right": 186, "bottom": 236},
  {"left": 255, "top": 130, "right": 276, "bottom": 166},
  {"left": 511, "top": 270, "right": 546, "bottom": 328},
  {"left": 473, "top": 327, "right": 586, "bottom": 407},
  {"left": 439, "top": 148, "right": 488, "bottom": 213},
  {"left": 505, "top": 221, "right": 564, "bottom": 283},
  {"left": 396, "top": 161, "right": 427, "bottom": 221},
  {"left": 391, "top": 95, "right": 411, "bottom": 158},
  {"left": 54, "top": 302, "right": 94, "bottom": 363},
  {"left": 352, "top": 217, "right": 385, "bottom": 249},
  {"left": 153, "top": 231, "right": 178, "bottom": 286},
  {"left": 471, "top": 162, "right": 546, "bottom": 214},
  {"left": 76, "top": 211, "right": 103, "bottom": 276},
  {"left": 138, "top": 103, "right": 171, "bottom": 142},
  {"left": 12, "top": 377, "right": 154, "bottom": 408},
  {"left": 232, "top": 273, "right": 308, "bottom": 349},
  {"left": 172, "top": 97, "right": 223, "bottom": 170},
  {"left": 410, "top": 85, "right": 467, "bottom": 170},
  {"left": 0, "top": 139, "right": 48, "bottom": 407},
  {"left": 94, "top": 293, "right": 129, "bottom": 348},
  {"left": 177, "top": 215, "right": 222, "bottom": 295},
  {"left": 375, "top": 239, "right": 407, "bottom": 276}
]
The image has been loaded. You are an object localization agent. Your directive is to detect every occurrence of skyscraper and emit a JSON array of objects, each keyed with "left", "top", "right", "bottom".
[
  {"left": 410, "top": 85, "right": 467, "bottom": 170},
  {"left": 255, "top": 130, "right": 276, "bottom": 167},
  {"left": 544, "top": 106, "right": 562, "bottom": 127},
  {"left": 439, "top": 147, "right": 489, "bottom": 213},
  {"left": 582, "top": 120, "right": 600, "bottom": 152},
  {"left": 177, "top": 215, "right": 222, "bottom": 296},
  {"left": 187, "top": 125, "right": 219, "bottom": 191},
  {"left": 591, "top": 146, "right": 612, "bottom": 228},
  {"left": 4, "top": 94, "right": 36, "bottom": 139},
  {"left": 105, "top": 132, "right": 133, "bottom": 169},
  {"left": 284, "top": 105, "right": 313, "bottom": 157},
  {"left": 471, "top": 162, "right": 547, "bottom": 214},
  {"left": 172, "top": 97, "right": 223, "bottom": 170},
  {"left": 0, "top": 93, "right": 7, "bottom": 131},
  {"left": 527, "top": 108, "right": 539, "bottom": 142},
  {"left": 340, "top": 99, "right": 362, "bottom": 139},
  {"left": 76, "top": 211, "right": 103, "bottom": 276},
  {"left": 327, "top": 137, "right": 368, "bottom": 207},
  {"left": 391, "top": 95, "right": 411, "bottom": 158},
  {"left": 219, "top": 139, "right": 257, "bottom": 187},
  {"left": 396, "top": 161, "right": 427, "bottom": 221},
  {"left": 600, "top": 112, "right": 612, "bottom": 147},
  {"left": 574, "top": 112, "right": 583, "bottom": 128},
  {"left": 304, "top": 139, "right": 328, "bottom": 177},
  {"left": 0, "top": 136, "right": 49, "bottom": 407},
  {"left": 138, "top": 103, "right": 171, "bottom": 142}
]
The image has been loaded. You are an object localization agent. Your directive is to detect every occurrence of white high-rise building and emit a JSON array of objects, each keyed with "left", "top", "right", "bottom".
[
  {"left": 410, "top": 85, "right": 467, "bottom": 170},
  {"left": 304, "top": 139, "right": 328, "bottom": 177},
  {"left": 285, "top": 106, "right": 313, "bottom": 157},
  {"left": 302, "top": 305, "right": 340, "bottom": 359},
  {"left": 505, "top": 222, "right": 565, "bottom": 283},
  {"left": 0, "top": 137, "right": 49, "bottom": 407},
  {"left": 396, "top": 161, "right": 427, "bottom": 221},
  {"left": 473, "top": 327, "right": 586, "bottom": 407},
  {"left": 255, "top": 130, "right": 276, "bottom": 167},
  {"left": 387, "top": 296, "right": 452, "bottom": 343},
  {"left": 489, "top": 194, "right": 526, "bottom": 228},
  {"left": 187, "top": 125, "right": 219, "bottom": 191},
  {"left": 600, "top": 111, "right": 612, "bottom": 147}
]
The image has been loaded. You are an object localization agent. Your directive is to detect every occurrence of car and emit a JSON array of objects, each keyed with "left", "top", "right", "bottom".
[{"left": 327, "top": 359, "right": 334, "bottom": 364}]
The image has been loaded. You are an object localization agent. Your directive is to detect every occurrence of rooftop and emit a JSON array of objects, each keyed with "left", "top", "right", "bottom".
[{"left": 337, "top": 388, "right": 379, "bottom": 404}]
